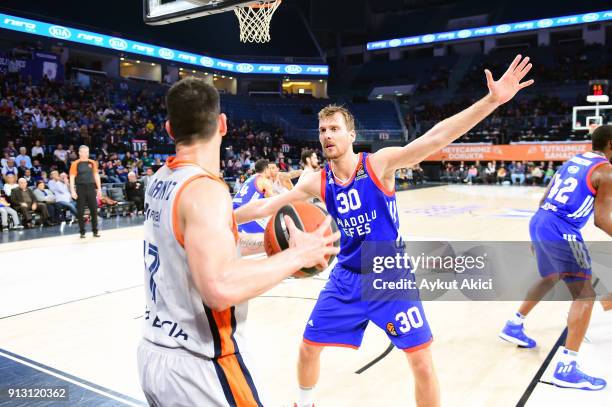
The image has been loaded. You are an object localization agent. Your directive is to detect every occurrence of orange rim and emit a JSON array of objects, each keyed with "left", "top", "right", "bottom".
[{"left": 248, "top": 0, "right": 281, "bottom": 9}]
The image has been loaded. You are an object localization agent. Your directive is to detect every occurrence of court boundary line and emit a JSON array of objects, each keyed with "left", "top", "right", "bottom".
[
  {"left": 0, "top": 284, "right": 143, "bottom": 320},
  {"left": 0, "top": 348, "right": 145, "bottom": 406},
  {"left": 517, "top": 328, "right": 567, "bottom": 406}
]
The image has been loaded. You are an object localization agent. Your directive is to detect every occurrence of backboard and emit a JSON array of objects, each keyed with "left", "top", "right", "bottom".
[
  {"left": 143, "top": 0, "right": 253, "bottom": 25},
  {"left": 572, "top": 104, "right": 612, "bottom": 131}
]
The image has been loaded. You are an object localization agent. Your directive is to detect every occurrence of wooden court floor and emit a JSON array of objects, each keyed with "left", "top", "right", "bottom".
[{"left": 0, "top": 185, "right": 610, "bottom": 406}]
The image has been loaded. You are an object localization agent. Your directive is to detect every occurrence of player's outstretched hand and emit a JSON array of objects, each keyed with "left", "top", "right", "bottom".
[
  {"left": 284, "top": 215, "right": 340, "bottom": 270},
  {"left": 485, "top": 54, "right": 534, "bottom": 105}
]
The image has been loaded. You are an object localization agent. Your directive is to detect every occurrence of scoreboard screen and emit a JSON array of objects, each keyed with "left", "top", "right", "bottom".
[{"left": 589, "top": 79, "right": 609, "bottom": 96}]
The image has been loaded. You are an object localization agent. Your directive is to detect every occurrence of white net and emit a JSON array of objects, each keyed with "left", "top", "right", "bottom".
[{"left": 234, "top": 1, "right": 281, "bottom": 43}]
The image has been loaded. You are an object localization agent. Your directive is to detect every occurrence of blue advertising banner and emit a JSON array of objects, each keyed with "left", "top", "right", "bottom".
[
  {"left": 0, "top": 12, "right": 328, "bottom": 77},
  {"left": 367, "top": 10, "right": 612, "bottom": 51}
]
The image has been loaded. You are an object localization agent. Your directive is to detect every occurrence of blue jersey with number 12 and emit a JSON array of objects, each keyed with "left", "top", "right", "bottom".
[
  {"left": 539, "top": 152, "right": 609, "bottom": 230},
  {"left": 322, "top": 152, "right": 400, "bottom": 273}
]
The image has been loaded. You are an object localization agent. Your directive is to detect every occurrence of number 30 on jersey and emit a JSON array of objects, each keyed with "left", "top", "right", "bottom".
[{"left": 337, "top": 189, "right": 361, "bottom": 214}]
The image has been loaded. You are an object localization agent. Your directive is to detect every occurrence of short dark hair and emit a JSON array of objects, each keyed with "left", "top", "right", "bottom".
[
  {"left": 592, "top": 125, "right": 612, "bottom": 151},
  {"left": 254, "top": 159, "right": 269, "bottom": 173},
  {"left": 301, "top": 149, "right": 314, "bottom": 165},
  {"left": 166, "top": 77, "right": 220, "bottom": 146},
  {"left": 36, "top": 180, "right": 45, "bottom": 187}
]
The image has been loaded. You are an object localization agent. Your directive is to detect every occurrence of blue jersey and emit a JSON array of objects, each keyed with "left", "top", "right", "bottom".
[
  {"left": 232, "top": 174, "right": 265, "bottom": 210},
  {"left": 538, "top": 152, "right": 609, "bottom": 230},
  {"left": 233, "top": 174, "right": 268, "bottom": 233},
  {"left": 322, "top": 152, "right": 400, "bottom": 273}
]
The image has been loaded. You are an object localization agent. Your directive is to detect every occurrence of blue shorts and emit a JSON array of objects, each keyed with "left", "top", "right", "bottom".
[
  {"left": 303, "top": 265, "right": 433, "bottom": 351},
  {"left": 529, "top": 211, "right": 591, "bottom": 283},
  {"left": 237, "top": 219, "right": 266, "bottom": 233}
]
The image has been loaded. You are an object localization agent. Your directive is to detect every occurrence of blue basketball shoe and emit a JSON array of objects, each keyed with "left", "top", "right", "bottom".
[
  {"left": 552, "top": 361, "right": 607, "bottom": 391},
  {"left": 499, "top": 321, "right": 536, "bottom": 348}
]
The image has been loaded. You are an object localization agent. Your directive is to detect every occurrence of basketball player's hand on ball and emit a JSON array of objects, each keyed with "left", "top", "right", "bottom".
[
  {"left": 284, "top": 215, "right": 341, "bottom": 270},
  {"left": 485, "top": 54, "right": 534, "bottom": 105}
]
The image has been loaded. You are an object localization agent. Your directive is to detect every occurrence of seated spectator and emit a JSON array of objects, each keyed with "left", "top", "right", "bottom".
[
  {"left": 53, "top": 144, "right": 68, "bottom": 172},
  {"left": 142, "top": 167, "right": 155, "bottom": 191},
  {"left": 511, "top": 162, "right": 526, "bottom": 185},
  {"left": 31, "top": 140, "right": 45, "bottom": 160},
  {"left": 440, "top": 162, "right": 455, "bottom": 183},
  {"left": 11, "top": 178, "right": 52, "bottom": 228},
  {"left": 466, "top": 165, "right": 478, "bottom": 184},
  {"left": 3, "top": 141, "right": 17, "bottom": 158},
  {"left": 2, "top": 158, "right": 18, "bottom": 180},
  {"left": 141, "top": 151, "right": 153, "bottom": 168},
  {"left": 125, "top": 172, "right": 145, "bottom": 213},
  {"left": 0, "top": 192, "right": 23, "bottom": 231},
  {"left": 33, "top": 180, "right": 61, "bottom": 223},
  {"left": 3, "top": 174, "right": 18, "bottom": 198},
  {"left": 15, "top": 147, "right": 32, "bottom": 169},
  {"left": 115, "top": 160, "right": 129, "bottom": 182},
  {"left": 497, "top": 166, "right": 510, "bottom": 184},
  {"left": 1, "top": 151, "right": 12, "bottom": 169},
  {"left": 31, "top": 160, "right": 43, "bottom": 180},
  {"left": 48, "top": 170, "right": 78, "bottom": 219},
  {"left": 543, "top": 161, "right": 555, "bottom": 185},
  {"left": 104, "top": 161, "right": 121, "bottom": 184},
  {"left": 484, "top": 162, "right": 497, "bottom": 184},
  {"left": 22, "top": 169, "right": 35, "bottom": 187},
  {"left": 17, "top": 160, "right": 29, "bottom": 178},
  {"left": 413, "top": 165, "right": 424, "bottom": 185},
  {"left": 531, "top": 165, "right": 543, "bottom": 186}
]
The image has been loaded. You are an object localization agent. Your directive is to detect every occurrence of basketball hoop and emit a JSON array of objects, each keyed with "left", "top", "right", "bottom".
[{"left": 234, "top": 0, "right": 281, "bottom": 43}]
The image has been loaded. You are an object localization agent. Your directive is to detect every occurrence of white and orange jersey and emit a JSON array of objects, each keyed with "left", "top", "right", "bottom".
[{"left": 142, "top": 156, "right": 248, "bottom": 359}]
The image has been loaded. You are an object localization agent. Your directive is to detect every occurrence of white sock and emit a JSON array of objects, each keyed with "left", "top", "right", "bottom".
[
  {"left": 298, "top": 386, "right": 315, "bottom": 407},
  {"left": 559, "top": 347, "right": 578, "bottom": 365},
  {"left": 510, "top": 312, "right": 525, "bottom": 325}
]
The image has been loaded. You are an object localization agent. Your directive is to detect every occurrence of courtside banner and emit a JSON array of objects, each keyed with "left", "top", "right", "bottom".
[{"left": 423, "top": 142, "right": 591, "bottom": 162}]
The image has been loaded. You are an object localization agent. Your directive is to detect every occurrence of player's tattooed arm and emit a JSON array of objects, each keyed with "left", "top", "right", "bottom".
[
  {"left": 593, "top": 165, "right": 612, "bottom": 236},
  {"left": 238, "top": 232, "right": 265, "bottom": 256},
  {"left": 369, "top": 55, "right": 534, "bottom": 174}
]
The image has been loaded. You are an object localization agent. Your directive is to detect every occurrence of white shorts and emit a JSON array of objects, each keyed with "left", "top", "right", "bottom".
[{"left": 137, "top": 340, "right": 266, "bottom": 407}]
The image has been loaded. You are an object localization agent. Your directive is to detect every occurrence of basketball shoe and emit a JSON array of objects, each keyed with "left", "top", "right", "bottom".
[
  {"left": 551, "top": 360, "right": 606, "bottom": 390},
  {"left": 499, "top": 321, "right": 536, "bottom": 348}
]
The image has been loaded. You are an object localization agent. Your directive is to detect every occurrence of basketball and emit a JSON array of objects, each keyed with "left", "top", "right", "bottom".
[{"left": 264, "top": 201, "right": 339, "bottom": 278}]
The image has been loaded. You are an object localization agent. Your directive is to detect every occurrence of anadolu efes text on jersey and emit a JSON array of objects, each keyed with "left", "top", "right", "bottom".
[
  {"left": 322, "top": 152, "right": 400, "bottom": 273},
  {"left": 539, "top": 151, "right": 609, "bottom": 229}
]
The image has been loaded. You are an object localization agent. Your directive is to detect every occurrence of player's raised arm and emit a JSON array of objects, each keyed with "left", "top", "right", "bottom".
[
  {"left": 182, "top": 177, "right": 339, "bottom": 311},
  {"left": 234, "top": 169, "right": 321, "bottom": 224},
  {"left": 370, "top": 55, "right": 534, "bottom": 174},
  {"left": 593, "top": 165, "right": 612, "bottom": 236}
]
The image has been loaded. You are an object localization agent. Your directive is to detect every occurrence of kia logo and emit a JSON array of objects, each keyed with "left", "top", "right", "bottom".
[
  {"left": 158, "top": 48, "right": 175, "bottom": 59},
  {"left": 284, "top": 65, "right": 303, "bottom": 74},
  {"left": 536, "top": 19, "right": 553, "bottom": 28},
  {"left": 109, "top": 37, "right": 128, "bottom": 50},
  {"left": 422, "top": 34, "right": 436, "bottom": 43},
  {"left": 389, "top": 39, "right": 402, "bottom": 47},
  {"left": 457, "top": 29, "right": 472, "bottom": 38},
  {"left": 200, "top": 56, "right": 215, "bottom": 67},
  {"left": 49, "top": 25, "right": 71, "bottom": 39},
  {"left": 236, "top": 63, "right": 254, "bottom": 73},
  {"left": 495, "top": 24, "right": 512, "bottom": 33},
  {"left": 582, "top": 13, "right": 599, "bottom": 23}
]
